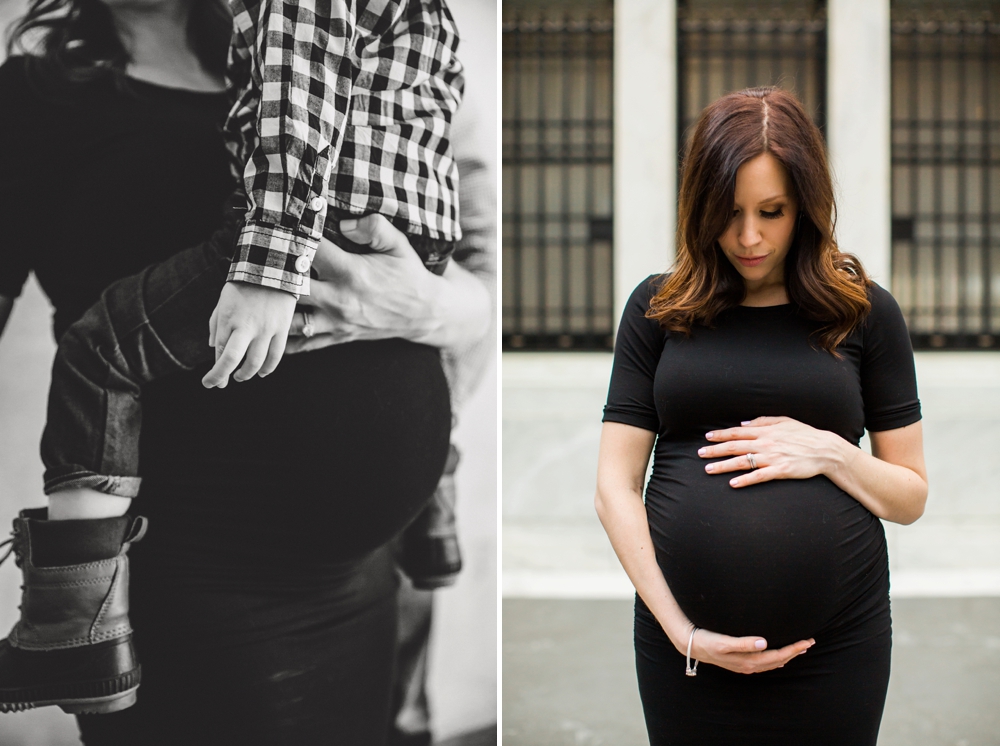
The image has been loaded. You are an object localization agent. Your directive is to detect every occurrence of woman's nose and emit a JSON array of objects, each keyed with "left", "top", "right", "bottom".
[{"left": 739, "top": 219, "right": 762, "bottom": 248}]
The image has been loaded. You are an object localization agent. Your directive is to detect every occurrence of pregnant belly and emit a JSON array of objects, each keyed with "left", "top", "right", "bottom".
[
  {"left": 139, "top": 338, "right": 452, "bottom": 562},
  {"left": 649, "top": 450, "right": 887, "bottom": 648}
]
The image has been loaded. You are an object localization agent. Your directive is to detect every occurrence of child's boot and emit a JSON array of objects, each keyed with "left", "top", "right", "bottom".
[
  {"left": 0, "top": 508, "right": 146, "bottom": 714},
  {"left": 398, "top": 444, "right": 462, "bottom": 590}
]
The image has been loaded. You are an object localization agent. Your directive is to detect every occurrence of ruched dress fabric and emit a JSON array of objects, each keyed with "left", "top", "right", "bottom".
[
  {"left": 602, "top": 276, "right": 921, "bottom": 746},
  {"left": 0, "top": 57, "right": 451, "bottom": 745}
]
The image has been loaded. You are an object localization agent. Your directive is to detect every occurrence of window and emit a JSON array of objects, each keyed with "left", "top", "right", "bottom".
[
  {"left": 502, "top": 1, "right": 615, "bottom": 350},
  {"left": 891, "top": 2, "right": 1000, "bottom": 348}
]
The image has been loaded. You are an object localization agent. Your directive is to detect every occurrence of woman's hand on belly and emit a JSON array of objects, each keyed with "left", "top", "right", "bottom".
[
  {"left": 283, "top": 215, "right": 490, "bottom": 352},
  {"left": 685, "top": 625, "right": 814, "bottom": 675},
  {"left": 697, "top": 415, "right": 843, "bottom": 488},
  {"left": 696, "top": 416, "right": 928, "bottom": 523}
]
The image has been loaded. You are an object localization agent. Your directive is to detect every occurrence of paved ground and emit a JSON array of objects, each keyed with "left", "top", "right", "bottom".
[{"left": 503, "top": 598, "right": 1000, "bottom": 746}]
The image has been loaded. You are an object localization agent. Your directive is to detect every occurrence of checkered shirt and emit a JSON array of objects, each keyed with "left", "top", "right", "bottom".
[{"left": 224, "top": 0, "right": 464, "bottom": 297}]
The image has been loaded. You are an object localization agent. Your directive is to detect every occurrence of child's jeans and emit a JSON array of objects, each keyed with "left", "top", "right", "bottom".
[{"left": 41, "top": 195, "right": 455, "bottom": 497}]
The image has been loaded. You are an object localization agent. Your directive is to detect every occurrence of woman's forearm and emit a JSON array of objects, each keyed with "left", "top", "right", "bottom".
[
  {"left": 595, "top": 485, "right": 692, "bottom": 652},
  {"left": 420, "top": 260, "right": 491, "bottom": 349},
  {"left": 825, "top": 431, "right": 927, "bottom": 525}
]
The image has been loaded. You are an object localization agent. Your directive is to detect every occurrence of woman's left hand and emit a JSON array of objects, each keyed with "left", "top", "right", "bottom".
[
  {"left": 698, "top": 416, "right": 843, "bottom": 488},
  {"left": 285, "top": 214, "right": 490, "bottom": 354}
]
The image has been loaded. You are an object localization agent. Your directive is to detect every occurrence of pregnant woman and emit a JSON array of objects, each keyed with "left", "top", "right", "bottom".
[
  {"left": 596, "top": 87, "right": 927, "bottom": 745},
  {"left": 0, "top": 0, "right": 488, "bottom": 743}
]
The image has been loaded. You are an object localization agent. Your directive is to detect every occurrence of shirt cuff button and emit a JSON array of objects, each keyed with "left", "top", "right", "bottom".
[
  {"left": 294, "top": 255, "right": 312, "bottom": 273},
  {"left": 310, "top": 196, "right": 326, "bottom": 211}
]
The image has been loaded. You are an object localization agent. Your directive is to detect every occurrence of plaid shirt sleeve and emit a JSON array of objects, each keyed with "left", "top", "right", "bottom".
[{"left": 226, "top": 1, "right": 357, "bottom": 297}]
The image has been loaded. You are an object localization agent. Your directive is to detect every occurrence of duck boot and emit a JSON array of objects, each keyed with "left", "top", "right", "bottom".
[
  {"left": 398, "top": 444, "right": 462, "bottom": 590},
  {"left": 0, "top": 508, "right": 147, "bottom": 715}
]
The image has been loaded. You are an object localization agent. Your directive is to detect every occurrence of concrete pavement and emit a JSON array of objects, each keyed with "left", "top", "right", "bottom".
[{"left": 503, "top": 597, "right": 1000, "bottom": 746}]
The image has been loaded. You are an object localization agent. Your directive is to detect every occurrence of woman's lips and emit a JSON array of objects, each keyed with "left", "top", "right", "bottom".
[{"left": 735, "top": 254, "right": 767, "bottom": 267}]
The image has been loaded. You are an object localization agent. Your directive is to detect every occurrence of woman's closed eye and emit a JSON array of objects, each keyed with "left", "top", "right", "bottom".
[{"left": 730, "top": 208, "right": 785, "bottom": 220}]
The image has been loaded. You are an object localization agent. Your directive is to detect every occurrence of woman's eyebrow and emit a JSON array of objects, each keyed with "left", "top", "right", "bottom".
[{"left": 733, "top": 194, "right": 788, "bottom": 207}]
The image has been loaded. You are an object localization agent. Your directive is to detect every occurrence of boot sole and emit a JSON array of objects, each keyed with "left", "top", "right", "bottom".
[
  {"left": 0, "top": 668, "right": 140, "bottom": 715},
  {"left": 0, "top": 686, "right": 138, "bottom": 715}
]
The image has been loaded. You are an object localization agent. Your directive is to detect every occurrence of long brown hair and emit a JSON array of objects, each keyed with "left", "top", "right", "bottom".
[{"left": 648, "top": 87, "right": 871, "bottom": 352}]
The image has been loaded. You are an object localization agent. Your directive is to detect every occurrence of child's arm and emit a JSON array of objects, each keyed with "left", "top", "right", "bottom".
[
  {"left": 202, "top": 282, "right": 296, "bottom": 387},
  {"left": 202, "top": 0, "right": 360, "bottom": 387}
]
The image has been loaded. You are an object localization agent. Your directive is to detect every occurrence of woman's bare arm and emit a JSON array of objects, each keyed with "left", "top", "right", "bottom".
[
  {"left": 699, "top": 417, "right": 928, "bottom": 525},
  {"left": 596, "top": 421, "right": 814, "bottom": 674},
  {"left": 835, "top": 422, "right": 927, "bottom": 524}
]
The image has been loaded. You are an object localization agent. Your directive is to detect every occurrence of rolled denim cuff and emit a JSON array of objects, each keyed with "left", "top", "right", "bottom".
[{"left": 43, "top": 468, "right": 142, "bottom": 499}]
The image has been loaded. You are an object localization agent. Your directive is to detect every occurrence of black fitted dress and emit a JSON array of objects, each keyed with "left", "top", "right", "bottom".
[
  {"left": 603, "top": 275, "right": 921, "bottom": 746},
  {"left": 0, "top": 57, "right": 450, "bottom": 745}
]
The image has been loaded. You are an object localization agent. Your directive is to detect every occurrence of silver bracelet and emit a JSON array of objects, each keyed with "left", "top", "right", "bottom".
[{"left": 686, "top": 626, "right": 699, "bottom": 677}]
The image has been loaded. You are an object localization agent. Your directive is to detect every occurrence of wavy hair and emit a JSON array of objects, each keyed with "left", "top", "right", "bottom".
[
  {"left": 5, "top": 0, "right": 231, "bottom": 89},
  {"left": 648, "top": 87, "right": 871, "bottom": 353}
]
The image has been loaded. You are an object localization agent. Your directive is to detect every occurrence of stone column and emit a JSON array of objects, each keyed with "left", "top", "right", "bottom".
[
  {"left": 613, "top": 0, "right": 676, "bottom": 328},
  {"left": 827, "top": 0, "right": 892, "bottom": 288}
]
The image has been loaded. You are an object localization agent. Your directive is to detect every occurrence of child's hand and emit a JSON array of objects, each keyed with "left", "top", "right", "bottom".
[{"left": 202, "top": 282, "right": 297, "bottom": 388}]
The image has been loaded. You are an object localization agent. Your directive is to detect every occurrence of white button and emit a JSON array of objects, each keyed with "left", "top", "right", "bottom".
[
  {"left": 310, "top": 196, "right": 326, "bottom": 211},
  {"left": 294, "top": 255, "right": 311, "bottom": 273}
]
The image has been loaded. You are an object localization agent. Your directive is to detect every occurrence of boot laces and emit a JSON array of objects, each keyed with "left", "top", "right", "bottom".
[{"left": 0, "top": 524, "right": 22, "bottom": 568}]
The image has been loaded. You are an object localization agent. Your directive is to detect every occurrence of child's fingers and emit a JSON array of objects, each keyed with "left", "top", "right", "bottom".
[
  {"left": 202, "top": 327, "right": 252, "bottom": 388},
  {"left": 212, "top": 323, "right": 231, "bottom": 364},
  {"left": 258, "top": 332, "right": 287, "bottom": 377},
  {"left": 233, "top": 335, "right": 271, "bottom": 382},
  {"left": 208, "top": 305, "right": 219, "bottom": 349}
]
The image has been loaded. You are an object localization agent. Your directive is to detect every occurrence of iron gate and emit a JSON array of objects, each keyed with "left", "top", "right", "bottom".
[
  {"left": 891, "top": 3, "right": 1000, "bottom": 348},
  {"left": 502, "top": 2, "right": 615, "bottom": 350},
  {"left": 678, "top": 1, "right": 828, "bottom": 148}
]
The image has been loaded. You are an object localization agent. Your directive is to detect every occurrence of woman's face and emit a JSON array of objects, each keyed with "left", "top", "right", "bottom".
[{"left": 717, "top": 151, "right": 799, "bottom": 292}]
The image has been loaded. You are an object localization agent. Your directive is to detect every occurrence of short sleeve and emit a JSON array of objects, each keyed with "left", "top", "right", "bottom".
[
  {"left": 860, "top": 283, "right": 922, "bottom": 432},
  {"left": 602, "top": 275, "right": 666, "bottom": 432},
  {"left": 0, "top": 57, "right": 37, "bottom": 299}
]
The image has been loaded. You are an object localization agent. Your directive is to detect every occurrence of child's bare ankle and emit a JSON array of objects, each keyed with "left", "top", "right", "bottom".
[{"left": 48, "top": 489, "right": 132, "bottom": 521}]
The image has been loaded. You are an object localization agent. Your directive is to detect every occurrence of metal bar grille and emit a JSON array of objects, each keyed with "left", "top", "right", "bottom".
[
  {"left": 502, "top": 5, "right": 615, "bottom": 351},
  {"left": 678, "top": 2, "right": 828, "bottom": 149},
  {"left": 891, "top": 7, "right": 1000, "bottom": 349}
]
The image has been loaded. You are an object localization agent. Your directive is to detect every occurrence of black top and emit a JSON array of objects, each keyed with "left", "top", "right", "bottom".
[
  {"left": 603, "top": 276, "right": 920, "bottom": 647},
  {"left": 604, "top": 276, "right": 921, "bottom": 440},
  {"left": 0, "top": 56, "right": 235, "bottom": 338}
]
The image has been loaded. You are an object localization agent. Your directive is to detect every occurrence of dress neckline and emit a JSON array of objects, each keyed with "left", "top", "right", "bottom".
[{"left": 124, "top": 75, "right": 228, "bottom": 99}]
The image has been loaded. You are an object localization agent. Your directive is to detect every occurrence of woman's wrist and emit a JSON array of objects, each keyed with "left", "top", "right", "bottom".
[
  {"left": 646, "top": 598, "right": 694, "bottom": 653},
  {"left": 821, "top": 430, "right": 856, "bottom": 482},
  {"left": 420, "top": 262, "right": 491, "bottom": 348}
]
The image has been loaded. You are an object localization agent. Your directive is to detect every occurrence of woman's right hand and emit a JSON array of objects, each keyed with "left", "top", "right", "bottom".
[{"left": 680, "top": 625, "right": 815, "bottom": 675}]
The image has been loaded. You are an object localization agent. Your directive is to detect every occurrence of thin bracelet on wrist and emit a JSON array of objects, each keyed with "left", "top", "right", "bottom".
[{"left": 686, "top": 626, "right": 699, "bottom": 677}]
